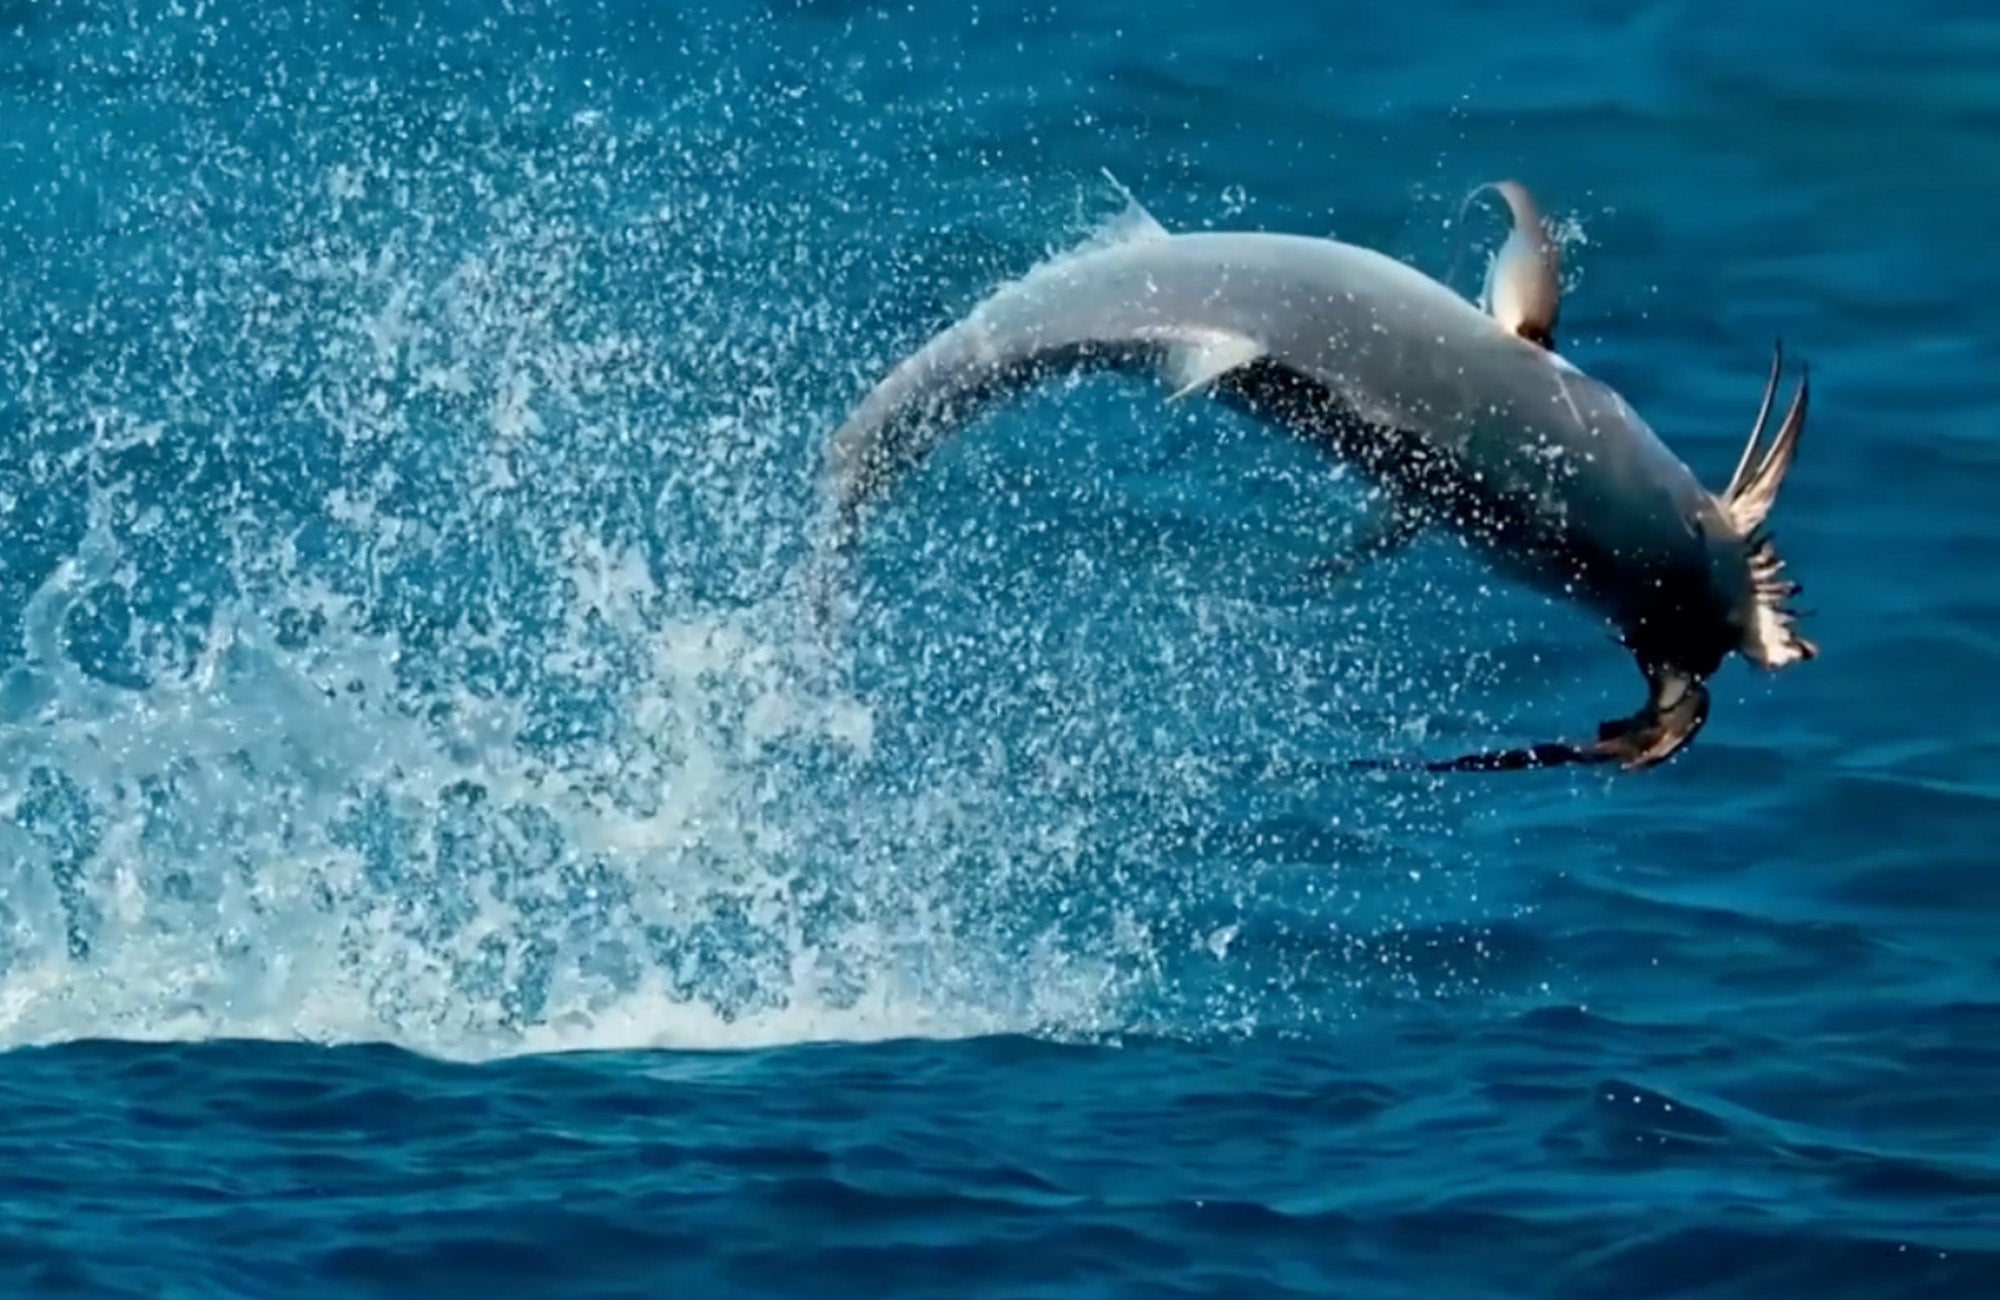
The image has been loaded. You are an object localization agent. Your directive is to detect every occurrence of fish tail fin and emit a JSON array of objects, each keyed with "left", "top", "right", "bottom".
[{"left": 1445, "top": 179, "right": 1562, "bottom": 349}]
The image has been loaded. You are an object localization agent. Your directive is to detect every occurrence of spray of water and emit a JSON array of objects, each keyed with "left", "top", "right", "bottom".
[{"left": 0, "top": 5, "right": 1566, "bottom": 1061}]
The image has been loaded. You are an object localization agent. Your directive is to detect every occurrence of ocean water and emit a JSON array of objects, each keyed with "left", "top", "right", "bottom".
[{"left": 2, "top": 0, "right": 1996, "bottom": 1295}]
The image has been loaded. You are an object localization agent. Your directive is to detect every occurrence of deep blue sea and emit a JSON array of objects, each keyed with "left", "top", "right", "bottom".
[{"left": 3, "top": 1, "right": 1998, "bottom": 1296}]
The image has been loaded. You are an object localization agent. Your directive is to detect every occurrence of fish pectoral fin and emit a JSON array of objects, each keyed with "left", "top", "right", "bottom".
[
  {"left": 1349, "top": 669, "right": 1710, "bottom": 775},
  {"left": 1153, "top": 328, "right": 1268, "bottom": 402}
]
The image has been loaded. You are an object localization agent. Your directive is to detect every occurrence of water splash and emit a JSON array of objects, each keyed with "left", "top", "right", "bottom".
[{"left": 0, "top": 3, "right": 1553, "bottom": 1062}]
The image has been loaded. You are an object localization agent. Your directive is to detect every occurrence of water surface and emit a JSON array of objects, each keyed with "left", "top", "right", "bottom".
[{"left": 2, "top": 1, "right": 1996, "bottom": 1296}]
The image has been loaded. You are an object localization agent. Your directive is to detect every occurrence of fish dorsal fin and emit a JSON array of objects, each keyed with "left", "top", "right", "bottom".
[
  {"left": 1024, "top": 169, "right": 1172, "bottom": 282},
  {"left": 1078, "top": 167, "right": 1172, "bottom": 252}
]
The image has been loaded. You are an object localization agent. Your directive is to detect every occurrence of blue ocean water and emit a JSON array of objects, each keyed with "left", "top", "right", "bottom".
[{"left": 3, "top": 0, "right": 1997, "bottom": 1294}]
